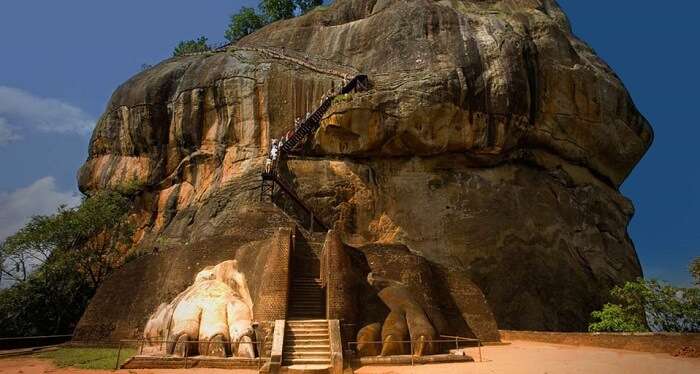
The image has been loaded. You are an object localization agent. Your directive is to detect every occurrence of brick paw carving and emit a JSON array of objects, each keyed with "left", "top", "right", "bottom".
[{"left": 143, "top": 260, "right": 256, "bottom": 357}]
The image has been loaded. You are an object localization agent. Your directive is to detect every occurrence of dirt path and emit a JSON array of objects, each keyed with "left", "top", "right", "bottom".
[
  {"left": 355, "top": 340, "right": 700, "bottom": 374},
  {"left": 1, "top": 341, "right": 698, "bottom": 374}
]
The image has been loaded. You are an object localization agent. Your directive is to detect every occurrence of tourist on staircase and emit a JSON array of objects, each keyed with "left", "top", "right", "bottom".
[{"left": 266, "top": 139, "right": 279, "bottom": 175}]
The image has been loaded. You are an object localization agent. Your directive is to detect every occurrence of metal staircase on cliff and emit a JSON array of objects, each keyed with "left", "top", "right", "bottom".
[
  {"left": 279, "top": 75, "right": 367, "bottom": 153},
  {"left": 260, "top": 71, "right": 368, "bottom": 228}
]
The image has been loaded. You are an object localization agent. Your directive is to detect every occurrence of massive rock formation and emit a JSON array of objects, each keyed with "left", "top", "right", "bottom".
[{"left": 75, "top": 0, "right": 652, "bottom": 342}]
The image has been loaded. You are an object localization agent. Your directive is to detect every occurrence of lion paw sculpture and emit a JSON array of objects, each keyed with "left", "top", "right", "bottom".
[{"left": 143, "top": 260, "right": 256, "bottom": 357}]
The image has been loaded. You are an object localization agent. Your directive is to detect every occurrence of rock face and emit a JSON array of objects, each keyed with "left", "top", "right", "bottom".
[{"left": 76, "top": 0, "right": 652, "bottom": 339}]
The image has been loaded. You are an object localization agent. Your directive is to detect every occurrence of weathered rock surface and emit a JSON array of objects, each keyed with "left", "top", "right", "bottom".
[{"left": 76, "top": 0, "right": 652, "bottom": 339}]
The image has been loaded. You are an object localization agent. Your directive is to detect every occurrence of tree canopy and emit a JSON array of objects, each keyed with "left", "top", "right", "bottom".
[
  {"left": 173, "top": 36, "right": 211, "bottom": 57},
  {"left": 0, "top": 190, "right": 134, "bottom": 337},
  {"left": 225, "top": 7, "right": 267, "bottom": 43},
  {"left": 691, "top": 257, "right": 700, "bottom": 286},
  {"left": 224, "top": 0, "right": 326, "bottom": 43},
  {"left": 260, "top": 0, "right": 295, "bottom": 22},
  {"left": 589, "top": 276, "right": 700, "bottom": 333},
  {"left": 295, "top": 0, "right": 324, "bottom": 14}
]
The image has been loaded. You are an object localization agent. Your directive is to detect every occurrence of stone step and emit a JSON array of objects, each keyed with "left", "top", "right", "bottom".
[
  {"left": 289, "top": 306, "right": 324, "bottom": 311},
  {"left": 289, "top": 304, "right": 323, "bottom": 308},
  {"left": 289, "top": 300, "right": 322, "bottom": 304},
  {"left": 282, "top": 358, "right": 331, "bottom": 365},
  {"left": 288, "top": 307, "right": 324, "bottom": 310},
  {"left": 288, "top": 311, "right": 324, "bottom": 316},
  {"left": 291, "top": 300, "right": 322, "bottom": 304},
  {"left": 285, "top": 328, "right": 328, "bottom": 334},
  {"left": 280, "top": 364, "right": 331, "bottom": 373},
  {"left": 287, "top": 339, "right": 330, "bottom": 346},
  {"left": 282, "top": 344, "right": 330, "bottom": 351},
  {"left": 287, "top": 319, "right": 327, "bottom": 324},
  {"left": 291, "top": 285, "right": 322, "bottom": 289},
  {"left": 286, "top": 323, "right": 327, "bottom": 328},
  {"left": 283, "top": 352, "right": 330, "bottom": 360},
  {"left": 289, "top": 300, "right": 323, "bottom": 305},
  {"left": 289, "top": 294, "right": 323, "bottom": 298},
  {"left": 288, "top": 310, "right": 324, "bottom": 314},
  {"left": 285, "top": 333, "right": 329, "bottom": 339},
  {"left": 289, "top": 299, "right": 323, "bottom": 304}
]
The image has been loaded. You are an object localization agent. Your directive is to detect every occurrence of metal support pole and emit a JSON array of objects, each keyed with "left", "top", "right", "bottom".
[
  {"left": 310, "top": 212, "right": 314, "bottom": 232},
  {"left": 184, "top": 343, "right": 188, "bottom": 369},
  {"left": 115, "top": 341, "right": 122, "bottom": 370},
  {"left": 478, "top": 340, "right": 482, "bottom": 362},
  {"left": 410, "top": 340, "right": 414, "bottom": 366}
]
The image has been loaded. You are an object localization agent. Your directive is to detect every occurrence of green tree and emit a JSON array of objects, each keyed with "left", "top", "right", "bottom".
[
  {"left": 260, "top": 0, "right": 295, "bottom": 21},
  {"left": 295, "top": 0, "right": 323, "bottom": 14},
  {"left": 225, "top": 7, "right": 267, "bottom": 42},
  {"left": 691, "top": 257, "right": 700, "bottom": 286},
  {"left": 589, "top": 277, "right": 700, "bottom": 333},
  {"left": 173, "top": 36, "right": 210, "bottom": 57},
  {"left": 0, "top": 190, "right": 134, "bottom": 336},
  {"left": 589, "top": 303, "right": 648, "bottom": 333}
]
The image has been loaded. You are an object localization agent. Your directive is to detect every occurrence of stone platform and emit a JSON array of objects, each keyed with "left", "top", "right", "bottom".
[
  {"left": 120, "top": 355, "right": 263, "bottom": 370},
  {"left": 352, "top": 353, "right": 474, "bottom": 366}
]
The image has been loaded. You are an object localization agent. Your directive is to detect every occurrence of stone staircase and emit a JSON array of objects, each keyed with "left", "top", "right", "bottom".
[
  {"left": 288, "top": 231, "right": 326, "bottom": 319},
  {"left": 282, "top": 319, "right": 331, "bottom": 367},
  {"left": 282, "top": 231, "right": 332, "bottom": 370}
]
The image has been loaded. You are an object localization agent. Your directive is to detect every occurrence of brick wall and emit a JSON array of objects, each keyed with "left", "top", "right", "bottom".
[
  {"left": 253, "top": 227, "right": 293, "bottom": 321},
  {"left": 321, "top": 230, "right": 358, "bottom": 324}
]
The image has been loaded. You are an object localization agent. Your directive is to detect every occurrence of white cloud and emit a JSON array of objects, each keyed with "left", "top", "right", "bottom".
[
  {"left": 0, "top": 118, "right": 21, "bottom": 145},
  {"left": 0, "top": 177, "right": 82, "bottom": 243},
  {"left": 0, "top": 86, "right": 95, "bottom": 142}
]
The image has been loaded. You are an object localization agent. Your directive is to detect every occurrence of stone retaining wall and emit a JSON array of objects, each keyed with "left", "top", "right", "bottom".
[{"left": 499, "top": 330, "right": 700, "bottom": 355}]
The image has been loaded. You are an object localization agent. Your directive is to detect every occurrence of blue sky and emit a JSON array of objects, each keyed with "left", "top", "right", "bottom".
[{"left": 0, "top": 1, "right": 697, "bottom": 286}]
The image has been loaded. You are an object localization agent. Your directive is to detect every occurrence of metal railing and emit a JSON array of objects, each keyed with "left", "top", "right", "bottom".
[
  {"left": 115, "top": 338, "right": 267, "bottom": 370},
  {"left": 347, "top": 335, "right": 482, "bottom": 365}
]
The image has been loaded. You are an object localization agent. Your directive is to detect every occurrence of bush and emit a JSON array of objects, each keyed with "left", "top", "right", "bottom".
[
  {"left": 173, "top": 36, "right": 210, "bottom": 57},
  {"left": 333, "top": 93, "right": 352, "bottom": 104}
]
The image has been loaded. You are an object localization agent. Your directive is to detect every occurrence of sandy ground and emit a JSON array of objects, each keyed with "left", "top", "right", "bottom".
[
  {"left": 355, "top": 341, "right": 700, "bottom": 374},
  {"left": 0, "top": 341, "right": 698, "bottom": 374}
]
